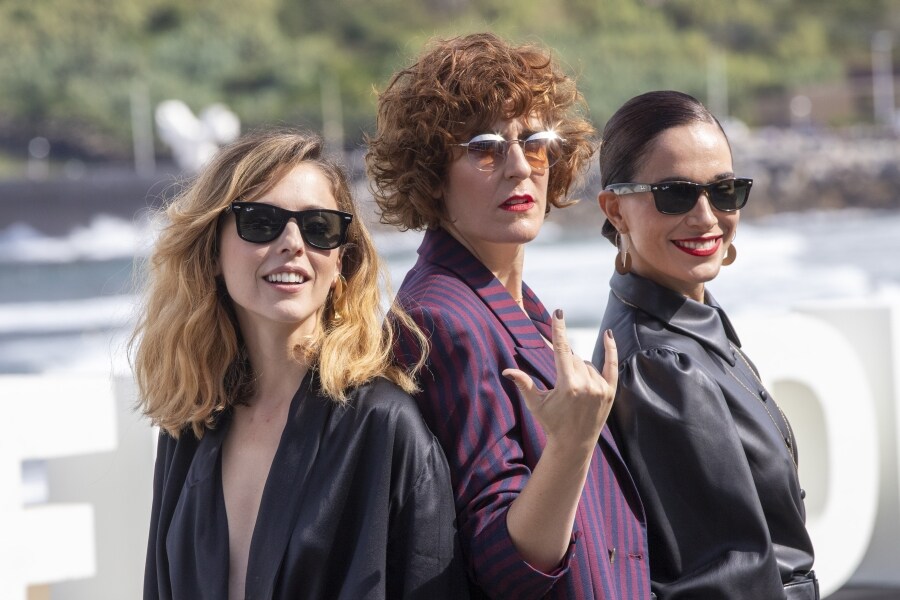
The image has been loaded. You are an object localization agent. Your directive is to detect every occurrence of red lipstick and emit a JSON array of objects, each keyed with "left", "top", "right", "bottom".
[
  {"left": 672, "top": 236, "right": 722, "bottom": 257},
  {"left": 500, "top": 194, "right": 535, "bottom": 212}
]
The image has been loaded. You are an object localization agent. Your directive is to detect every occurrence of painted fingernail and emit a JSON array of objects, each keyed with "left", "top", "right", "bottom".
[
  {"left": 554, "top": 308, "right": 564, "bottom": 319},
  {"left": 605, "top": 328, "right": 614, "bottom": 339}
]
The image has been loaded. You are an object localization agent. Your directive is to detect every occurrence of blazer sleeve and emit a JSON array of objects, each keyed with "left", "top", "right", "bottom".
[
  {"left": 400, "top": 303, "right": 575, "bottom": 599},
  {"left": 613, "top": 346, "right": 785, "bottom": 600}
]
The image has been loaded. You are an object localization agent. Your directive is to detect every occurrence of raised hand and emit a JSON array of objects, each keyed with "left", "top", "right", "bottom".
[
  {"left": 502, "top": 309, "right": 618, "bottom": 451},
  {"left": 503, "top": 309, "right": 619, "bottom": 572}
]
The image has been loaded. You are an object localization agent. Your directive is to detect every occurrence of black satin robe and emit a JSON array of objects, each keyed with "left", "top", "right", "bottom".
[
  {"left": 592, "top": 272, "right": 816, "bottom": 600},
  {"left": 144, "top": 373, "right": 468, "bottom": 600}
]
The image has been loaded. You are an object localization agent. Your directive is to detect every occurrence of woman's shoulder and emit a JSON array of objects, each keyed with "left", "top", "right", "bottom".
[
  {"left": 602, "top": 309, "right": 671, "bottom": 361},
  {"left": 598, "top": 318, "right": 722, "bottom": 399},
  {"left": 149, "top": 426, "right": 205, "bottom": 494},
  {"left": 341, "top": 379, "right": 449, "bottom": 485},
  {"left": 345, "top": 377, "right": 434, "bottom": 440},
  {"left": 398, "top": 266, "right": 484, "bottom": 312},
  {"left": 399, "top": 281, "right": 493, "bottom": 333},
  {"left": 156, "top": 426, "right": 202, "bottom": 454},
  {"left": 603, "top": 300, "right": 704, "bottom": 362}
]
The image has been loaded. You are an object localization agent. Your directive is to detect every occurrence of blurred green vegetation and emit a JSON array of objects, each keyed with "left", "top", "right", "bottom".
[
  {"left": 0, "top": 152, "right": 23, "bottom": 179},
  {"left": 2, "top": 0, "right": 899, "bottom": 160}
]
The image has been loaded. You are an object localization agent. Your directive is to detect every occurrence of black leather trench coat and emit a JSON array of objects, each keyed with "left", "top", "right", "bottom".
[{"left": 593, "top": 272, "right": 816, "bottom": 600}]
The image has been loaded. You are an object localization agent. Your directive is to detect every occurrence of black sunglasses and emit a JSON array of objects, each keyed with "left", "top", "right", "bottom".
[
  {"left": 225, "top": 202, "right": 353, "bottom": 249},
  {"left": 605, "top": 178, "right": 753, "bottom": 215},
  {"left": 452, "top": 130, "right": 564, "bottom": 172}
]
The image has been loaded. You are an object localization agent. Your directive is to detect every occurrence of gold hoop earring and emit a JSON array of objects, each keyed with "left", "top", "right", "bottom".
[
  {"left": 722, "top": 235, "right": 737, "bottom": 266},
  {"left": 615, "top": 232, "right": 632, "bottom": 275},
  {"left": 330, "top": 274, "right": 347, "bottom": 322}
]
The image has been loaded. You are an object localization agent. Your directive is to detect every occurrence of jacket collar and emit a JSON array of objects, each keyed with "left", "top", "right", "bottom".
[
  {"left": 417, "top": 227, "right": 552, "bottom": 348},
  {"left": 610, "top": 271, "right": 740, "bottom": 365}
]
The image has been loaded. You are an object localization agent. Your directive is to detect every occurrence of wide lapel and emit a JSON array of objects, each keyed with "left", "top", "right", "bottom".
[
  {"left": 243, "top": 371, "right": 327, "bottom": 598},
  {"left": 419, "top": 228, "right": 557, "bottom": 389},
  {"left": 515, "top": 282, "right": 557, "bottom": 392}
]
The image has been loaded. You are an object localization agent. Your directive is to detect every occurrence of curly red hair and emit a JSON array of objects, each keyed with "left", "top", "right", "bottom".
[{"left": 366, "top": 32, "right": 595, "bottom": 231}]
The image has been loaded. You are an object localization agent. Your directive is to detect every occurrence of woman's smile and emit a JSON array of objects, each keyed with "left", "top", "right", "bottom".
[
  {"left": 672, "top": 236, "right": 722, "bottom": 257},
  {"left": 263, "top": 266, "right": 310, "bottom": 287}
]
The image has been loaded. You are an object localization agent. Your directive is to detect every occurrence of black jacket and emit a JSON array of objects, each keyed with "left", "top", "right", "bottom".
[
  {"left": 593, "top": 272, "right": 815, "bottom": 600},
  {"left": 144, "top": 373, "right": 468, "bottom": 600}
]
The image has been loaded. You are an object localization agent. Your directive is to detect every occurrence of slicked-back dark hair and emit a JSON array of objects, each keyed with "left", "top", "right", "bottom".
[{"left": 599, "top": 90, "right": 729, "bottom": 243}]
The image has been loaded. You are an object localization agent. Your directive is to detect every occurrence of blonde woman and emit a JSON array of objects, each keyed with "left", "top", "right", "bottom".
[{"left": 133, "top": 129, "right": 467, "bottom": 600}]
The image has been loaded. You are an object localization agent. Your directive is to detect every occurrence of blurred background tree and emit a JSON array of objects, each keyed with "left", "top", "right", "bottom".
[{"left": 2, "top": 0, "right": 900, "bottom": 164}]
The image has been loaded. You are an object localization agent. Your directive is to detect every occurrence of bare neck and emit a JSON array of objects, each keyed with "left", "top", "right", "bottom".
[
  {"left": 442, "top": 224, "right": 527, "bottom": 303},
  {"left": 239, "top": 323, "right": 311, "bottom": 411}
]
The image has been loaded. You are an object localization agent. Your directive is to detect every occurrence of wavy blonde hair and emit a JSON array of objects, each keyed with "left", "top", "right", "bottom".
[
  {"left": 131, "top": 128, "right": 427, "bottom": 438},
  {"left": 366, "top": 32, "right": 596, "bottom": 231}
]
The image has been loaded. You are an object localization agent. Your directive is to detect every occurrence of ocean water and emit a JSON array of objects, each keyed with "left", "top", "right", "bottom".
[{"left": 1, "top": 208, "right": 898, "bottom": 375}]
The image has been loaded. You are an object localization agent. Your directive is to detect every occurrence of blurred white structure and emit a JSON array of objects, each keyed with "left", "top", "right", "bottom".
[
  {"left": 737, "top": 308, "right": 880, "bottom": 597},
  {"left": 0, "top": 376, "right": 155, "bottom": 600},
  {"left": 2, "top": 302, "right": 900, "bottom": 597},
  {"left": 155, "top": 99, "right": 240, "bottom": 173}
]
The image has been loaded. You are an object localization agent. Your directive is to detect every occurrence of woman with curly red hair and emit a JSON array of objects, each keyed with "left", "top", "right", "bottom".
[{"left": 368, "top": 33, "right": 651, "bottom": 599}]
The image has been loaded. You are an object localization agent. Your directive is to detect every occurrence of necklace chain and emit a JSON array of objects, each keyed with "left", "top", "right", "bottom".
[{"left": 728, "top": 343, "right": 799, "bottom": 471}]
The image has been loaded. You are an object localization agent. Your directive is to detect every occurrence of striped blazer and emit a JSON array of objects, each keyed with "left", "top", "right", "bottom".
[{"left": 395, "top": 228, "right": 651, "bottom": 600}]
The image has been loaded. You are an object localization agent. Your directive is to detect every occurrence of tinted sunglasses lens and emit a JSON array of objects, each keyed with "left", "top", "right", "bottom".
[
  {"left": 653, "top": 183, "right": 700, "bottom": 215},
  {"left": 299, "top": 210, "right": 345, "bottom": 249},
  {"left": 523, "top": 136, "right": 561, "bottom": 170},
  {"left": 653, "top": 180, "right": 750, "bottom": 214},
  {"left": 467, "top": 140, "right": 504, "bottom": 171},
  {"left": 236, "top": 205, "right": 285, "bottom": 242},
  {"left": 709, "top": 179, "right": 750, "bottom": 211}
]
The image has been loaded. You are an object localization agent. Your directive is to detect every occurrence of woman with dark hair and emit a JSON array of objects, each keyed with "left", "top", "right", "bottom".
[
  {"left": 134, "top": 129, "right": 467, "bottom": 600},
  {"left": 594, "top": 90, "right": 817, "bottom": 599},
  {"left": 368, "top": 33, "right": 651, "bottom": 599}
]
